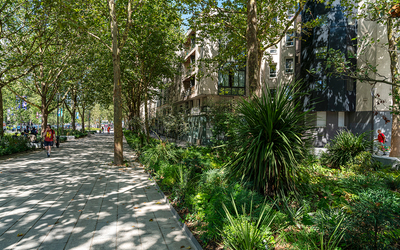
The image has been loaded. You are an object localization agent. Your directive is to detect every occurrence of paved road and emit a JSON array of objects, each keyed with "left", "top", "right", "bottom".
[{"left": 0, "top": 134, "right": 196, "bottom": 250}]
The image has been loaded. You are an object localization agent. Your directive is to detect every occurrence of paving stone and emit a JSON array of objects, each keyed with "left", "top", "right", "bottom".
[{"left": 0, "top": 135, "right": 197, "bottom": 250}]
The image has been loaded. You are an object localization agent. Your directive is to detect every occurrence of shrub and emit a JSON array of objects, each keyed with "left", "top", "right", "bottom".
[
  {"left": 346, "top": 151, "right": 380, "bottom": 173},
  {"left": 321, "top": 130, "right": 372, "bottom": 168},
  {"left": 140, "top": 140, "right": 178, "bottom": 168},
  {"left": 228, "top": 82, "right": 312, "bottom": 196},
  {"left": 345, "top": 189, "right": 400, "bottom": 249},
  {"left": 0, "top": 135, "right": 31, "bottom": 156},
  {"left": 222, "top": 197, "right": 276, "bottom": 250}
]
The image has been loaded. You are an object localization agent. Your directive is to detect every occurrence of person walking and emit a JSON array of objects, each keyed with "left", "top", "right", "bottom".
[
  {"left": 107, "top": 126, "right": 110, "bottom": 134},
  {"left": 376, "top": 129, "right": 388, "bottom": 155},
  {"left": 43, "top": 124, "right": 55, "bottom": 157}
]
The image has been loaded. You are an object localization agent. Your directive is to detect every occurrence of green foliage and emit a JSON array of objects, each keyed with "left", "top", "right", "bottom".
[
  {"left": 346, "top": 151, "right": 381, "bottom": 173},
  {"left": 0, "top": 135, "right": 32, "bottom": 156},
  {"left": 221, "top": 197, "right": 276, "bottom": 250},
  {"left": 321, "top": 130, "right": 372, "bottom": 168},
  {"left": 228, "top": 82, "right": 311, "bottom": 196},
  {"left": 345, "top": 189, "right": 400, "bottom": 249},
  {"left": 140, "top": 141, "right": 178, "bottom": 168},
  {"left": 207, "top": 100, "right": 240, "bottom": 151}
]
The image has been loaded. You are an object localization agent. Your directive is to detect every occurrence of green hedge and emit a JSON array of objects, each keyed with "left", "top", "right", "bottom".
[{"left": 0, "top": 135, "right": 32, "bottom": 156}]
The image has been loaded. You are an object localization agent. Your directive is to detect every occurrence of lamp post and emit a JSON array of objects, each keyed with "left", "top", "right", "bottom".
[
  {"left": 56, "top": 94, "right": 60, "bottom": 148},
  {"left": 88, "top": 110, "right": 91, "bottom": 137}
]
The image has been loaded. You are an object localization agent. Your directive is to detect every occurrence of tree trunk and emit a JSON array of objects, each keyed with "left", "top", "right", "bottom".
[
  {"left": 81, "top": 107, "right": 85, "bottom": 133},
  {"left": 387, "top": 19, "right": 400, "bottom": 157},
  {"left": 40, "top": 95, "right": 48, "bottom": 134},
  {"left": 41, "top": 109, "right": 48, "bottom": 135},
  {"left": 72, "top": 93, "right": 77, "bottom": 131},
  {"left": 246, "top": 0, "right": 259, "bottom": 96},
  {"left": 109, "top": 0, "right": 123, "bottom": 165},
  {"left": 0, "top": 87, "right": 4, "bottom": 137},
  {"left": 144, "top": 92, "right": 150, "bottom": 142}
]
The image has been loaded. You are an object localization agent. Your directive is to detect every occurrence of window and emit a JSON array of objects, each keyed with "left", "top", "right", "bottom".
[
  {"left": 269, "top": 46, "right": 277, "bottom": 54},
  {"left": 315, "top": 46, "right": 327, "bottom": 59},
  {"left": 269, "top": 64, "right": 277, "bottom": 78},
  {"left": 285, "top": 58, "right": 294, "bottom": 73},
  {"left": 316, "top": 14, "right": 329, "bottom": 27},
  {"left": 347, "top": 79, "right": 354, "bottom": 91},
  {"left": 338, "top": 112, "right": 345, "bottom": 127},
  {"left": 314, "top": 79, "right": 327, "bottom": 91},
  {"left": 316, "top": 111, "right": 326, "bottom": 127},
  {"left": 218, "top": 69, "right": 245, "bottom": 96},
  {"left": 286, "top": 33, "right": 294, "bottom": 46},
  {"left": 347, "top": 15, "right": 356, "bottom": 26}
]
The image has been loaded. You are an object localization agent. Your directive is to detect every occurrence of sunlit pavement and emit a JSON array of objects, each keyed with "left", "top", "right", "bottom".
[{"left": 0, "top": 134, "right": 195, "bottom": 250}]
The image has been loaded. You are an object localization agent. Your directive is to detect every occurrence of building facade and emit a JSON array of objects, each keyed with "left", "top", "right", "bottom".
[{"left": 154, "top": 1, "right": 393, "bottom": 147}]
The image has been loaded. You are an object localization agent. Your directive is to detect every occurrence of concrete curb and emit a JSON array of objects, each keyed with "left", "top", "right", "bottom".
[{"left": 147, "top": 172, "right": 203, "bottom": 250}]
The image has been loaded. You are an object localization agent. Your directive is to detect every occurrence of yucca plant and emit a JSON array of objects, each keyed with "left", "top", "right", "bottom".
[
  {"left": 228, "top": 82, "right": 312, "bottom": 196},
  {"left": 322, "top": 130, "right": 372, "bottom": 168}
]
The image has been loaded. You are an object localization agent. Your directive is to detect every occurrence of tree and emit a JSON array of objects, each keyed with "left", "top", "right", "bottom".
[
  {"left": 0, "top": 0, "right": 50, "bottom": 136},
  {"left": 184, "top": 0, "right": 309, "bottom": 94},
  {"left": 121, "top": 0, "right": 183, "bottom": 140}
]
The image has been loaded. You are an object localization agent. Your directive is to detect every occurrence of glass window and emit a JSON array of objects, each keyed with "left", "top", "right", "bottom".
[
  {"left": 285, "top": 58, "right": 294, "bottom": 73},
  {"left": 338, "top": 112, "right": 345, "bottom": 127},
  {"left": 286, "top": 33, "right": 294, "bottom": 46},
  {"left": 347, "top": 79, "right": 354, "bottom": 91},
  {"left": 218, "top": 68, "right": 245, "bottom": 96},
  {"left": 269, "top": 46, "right": 277, "bottom": 54},
  {"left": 218, "top": 72, "right": 229, "bottom": 87},
  {"left": 269, "top": 64, "right": 277, "bottom": 78},
  {"left": 315, "top": 46, "right": 327, "bottom": 59},
  {"left": 316, "top": 111, "right": 326, "bottom": 127},
  {"left": 314, "top": 79, "right": 327, "bottom": 91}
]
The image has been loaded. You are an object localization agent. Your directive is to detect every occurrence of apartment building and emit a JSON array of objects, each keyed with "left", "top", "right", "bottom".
[
  {"left": 300, "top": 0, "right": 393, "bottom": 147},
  {"left": 154, "top": 1, "right": 393, "bottom": 147}
]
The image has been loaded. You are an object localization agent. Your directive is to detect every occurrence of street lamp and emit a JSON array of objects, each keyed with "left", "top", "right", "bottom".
[{"left": 56, "top": 93, "right": 60, "bottom": 148}]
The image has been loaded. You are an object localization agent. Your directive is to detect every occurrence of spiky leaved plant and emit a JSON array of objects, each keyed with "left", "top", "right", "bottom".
[{"left": 228, "top": 81, "right": 312, "bottom": 196}]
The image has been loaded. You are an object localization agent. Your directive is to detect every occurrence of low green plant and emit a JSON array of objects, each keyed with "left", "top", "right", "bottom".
[
  {"left": 221, "top": 197, "right": 276, "bottom": 250},
  {"left": 345, "top": 151, "right": 381, "bottom": 173},
  {"left": 307, "top": 209, "right": 347, "bottom": 250},
  {"left": 345, "top": 188, "right": 400, "bottom": 249},
  {"left": 0, "top": 135, "right": 32, "bottom": 156},
  {"left": 140, "top": 140, "right": 178, "bottom": 167},
  {"left": 321, "top": 130, "right": 372, "bottom": 168}
]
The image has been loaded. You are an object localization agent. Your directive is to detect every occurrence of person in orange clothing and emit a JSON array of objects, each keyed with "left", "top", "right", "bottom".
[
  {"left": 375, "top": 129, "right": 387, "bottom": 155},
  {"left": 42, "top": 125, "right": 55, "bottom": 157},
  {"left": 107, "top": 126, "right": 110, "bottom": 134}
]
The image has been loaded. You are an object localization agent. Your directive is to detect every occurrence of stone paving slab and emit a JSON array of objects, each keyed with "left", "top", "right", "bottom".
[{"left": 0, "top": 134, "right": 197, "bottom": 250}]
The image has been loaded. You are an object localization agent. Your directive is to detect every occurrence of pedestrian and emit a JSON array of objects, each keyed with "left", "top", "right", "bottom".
[
  {"left": 101, "top": 126, "right": 104, "bottom": 133},
  {"left": 375, "top": 129, "right": 388, "bottom": 155},
  {"left": 42, "top": 124, "right": 55, "bottom": 157},
  {"left": 107, "top": 126, "right": 110, "bottom": 134}
]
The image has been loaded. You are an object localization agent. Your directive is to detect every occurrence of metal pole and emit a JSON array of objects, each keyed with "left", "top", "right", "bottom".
[
  {"left": 56, "top": 94, "right": 60, "bottom": 148},
  {"left": 371, "top": 85, "right": 375, "bottom": 154},
  {"left": 88, "top": 110, "right": 91, "bottom": 137},
  {"left": 57, "top": 94, "right": 59, "bottom": 136}
]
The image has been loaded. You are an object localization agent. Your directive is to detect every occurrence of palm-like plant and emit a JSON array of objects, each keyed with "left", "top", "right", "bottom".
[{"left": 228, "top": 82, "right": 312, "bottom": 196}]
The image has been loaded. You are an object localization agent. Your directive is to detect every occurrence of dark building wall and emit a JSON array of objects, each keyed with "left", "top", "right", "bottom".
[
  {"left": 301, "top": 1, "right": 357, "bottom": 112},
  {"left": 349, "top": 111, "right": 393, "bottom": 146}
]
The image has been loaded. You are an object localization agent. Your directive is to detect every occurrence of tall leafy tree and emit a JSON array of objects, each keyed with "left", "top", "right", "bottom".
[{"left": 184, "top": 0, "right": 309, "bottom": 94}]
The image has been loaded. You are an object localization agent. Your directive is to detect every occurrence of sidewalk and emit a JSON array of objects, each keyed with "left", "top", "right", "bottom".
[{"left": 0, "top": 134, "right": 196, "bottom": 250}]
